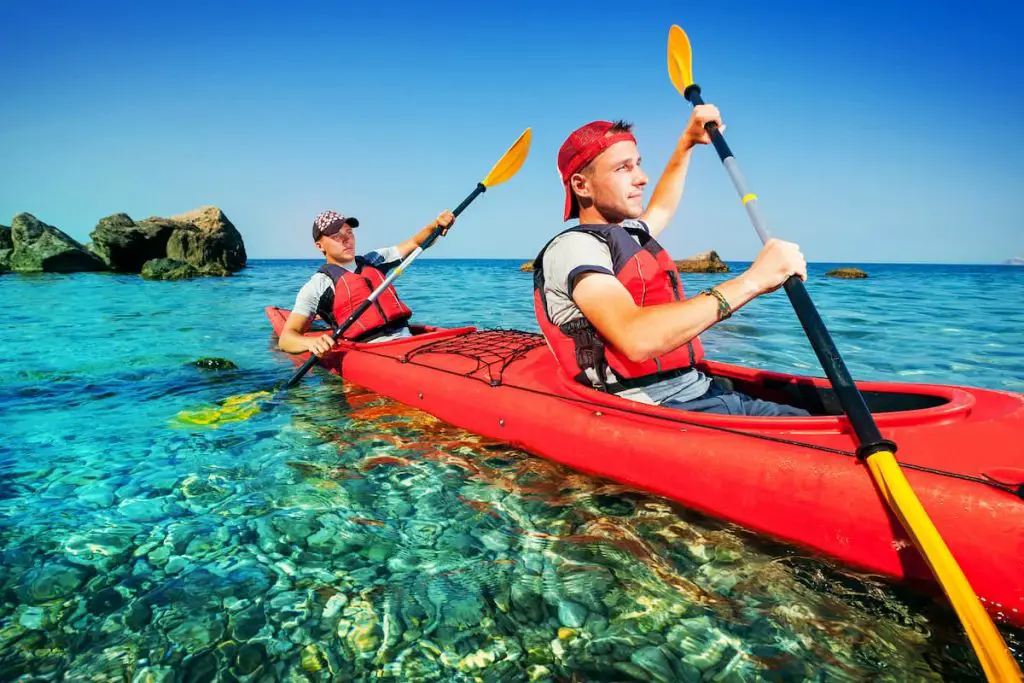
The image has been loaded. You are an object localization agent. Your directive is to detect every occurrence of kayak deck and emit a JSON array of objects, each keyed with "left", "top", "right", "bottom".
[{"left": 266, "top": 306, "right": 1024, "bottom": 625}]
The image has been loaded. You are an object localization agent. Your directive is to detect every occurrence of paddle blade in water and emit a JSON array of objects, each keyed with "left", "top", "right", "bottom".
[
  {"left": 481, "top": 128, "right": 532, "bottom": 188},
  {"left": 667, "top": 25, "right": 695, "bottom": 95},
  {"left": 175, "top": 391, "right": 271, "bottom": 427}
]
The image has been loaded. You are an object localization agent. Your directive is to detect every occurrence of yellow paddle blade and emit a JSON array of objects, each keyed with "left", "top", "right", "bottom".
[
  {"left": 867, "top": 451, "right": 1024, "bottom": 682},
  {"left": 667, "top": 24, "right": 695, "bottom": 96},
  {"left": 175, "top": 391, "right": 271, "bottom": 427},
  {"left": 481, "top": 128, "right": 532, "bottom": 188}
]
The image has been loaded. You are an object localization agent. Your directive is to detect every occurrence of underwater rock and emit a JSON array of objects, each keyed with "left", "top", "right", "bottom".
[
  {"left": 181, "top": 651, "right": 218, "bottom": 682},
  {"left": 191, "top": 357, "right": 238, "bottom": 370},
  {"left": 558, "top": 599, "right": 589, "bottom": 629},
  {"left": 479, "top": 529, "right": 511, "bottom": 552},
  {"left": 65, "top": 525, "right": 137, "bottom": 571},
  {"left": 16, "top": 562, "right": 88, "bottom": 603},
  {"left": 301, "top": 643, "right": 328, "bottom": 673},
  {"left": 87, "top": 587, "right": 125, "bottom": 615},
  {"left": 124, "top": 601, "right": 153, "bottom": 631},
  {"left": 167, "top": 615, "right": 225, "bottom": 650},
  {"left": 131, "top": 665, "right": 175, "bottom": 683},
  {"left": 269, "top": 591, "right": 311, "bottom": 629},
  {"left": 233, "top": 642, "right": 268, "bottom": 676},
  {"left": 511, "top": 581, "right": 545, "bottom": 623},
  {"left": 77, "top": 483, "right": 116, "bottom": 508},
  {"left": 272, "top": 513, "right": 317, "bottom": 548},
  {"left": 119, "top": 497, "right": 172, "bottom": 523},
  {"left": 825, "top": 267, "right": 868, "bottom": 279},
  {"left": 17, "top": 605, "right": 52, "bottom": 630},
  {"left": 230, "top": 604, "right": 267, "bottom": 641},
  {"left": 147, "top": 545, "right": 171, "bottom": 567},
  {"left": 322, "top": 593, "right": 349, "bottom": 621},
  {"left": 164, "top": 556, "right": 188, "bottom": 575},
  {"left": 436, "top": 528, "right": 476, "bottom": 554},
  {"left": 341, "top": 599, "right": 382, "bottom": 657},
  {"left": 631, "top": 645, "right": 682, "bottom": 683}
]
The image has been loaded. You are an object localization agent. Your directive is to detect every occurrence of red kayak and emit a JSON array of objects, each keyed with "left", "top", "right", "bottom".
[{"left": 265, "top": 306, "right": 1024, "bottom": 626}]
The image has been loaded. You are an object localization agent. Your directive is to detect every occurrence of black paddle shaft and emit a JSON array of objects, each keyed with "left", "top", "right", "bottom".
[
  {"left": 684, "top": 85, "right": 895, "bottom": 459},
  {"left": 283, "top": 182, "right": 488, "bottom": 388}
]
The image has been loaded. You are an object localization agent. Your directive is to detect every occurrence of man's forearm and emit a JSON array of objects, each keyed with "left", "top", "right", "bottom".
[
  {"left": 623, "top": 273, "right": 759, "bottom": 362},
  {"left": 278, "top": 328, "right": 312, "bottom": 354},
  {"left": 642, "top": 136, "right": 696, "bottom": 237},
  {"left": 398, "top": 222, "right": 439, "bottom": 258}
]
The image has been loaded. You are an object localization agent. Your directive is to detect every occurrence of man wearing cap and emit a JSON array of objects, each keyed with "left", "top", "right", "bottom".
[
  {"left": 278, "top": 209, "right": 455, "bottom": 357},
  {"left": 532, "top": 106, "right": 811, "bottom": 416}
]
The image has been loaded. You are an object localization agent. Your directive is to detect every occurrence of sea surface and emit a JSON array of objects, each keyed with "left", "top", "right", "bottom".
[{"left": 1, "top": 259, "right": 1022, "bottom": 681}]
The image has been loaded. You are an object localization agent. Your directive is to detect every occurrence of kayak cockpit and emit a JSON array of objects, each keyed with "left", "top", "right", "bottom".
[{"left": 720, "top": 367, "right": 949, "bottom": 416}]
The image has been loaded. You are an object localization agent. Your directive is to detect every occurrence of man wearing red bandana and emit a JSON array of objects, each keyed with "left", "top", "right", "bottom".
[{"left": 532, "top": 106, "right": 811, "bottom": 416}]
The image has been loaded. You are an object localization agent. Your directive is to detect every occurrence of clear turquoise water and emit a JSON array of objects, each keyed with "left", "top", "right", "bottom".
[{"left": 1, "top": 260, "right": 1022, "bottom": 681}]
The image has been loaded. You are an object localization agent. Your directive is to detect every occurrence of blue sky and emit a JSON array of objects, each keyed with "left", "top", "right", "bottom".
[{"left": 1, "top": 1, "right": 1021, "bottom": 263}]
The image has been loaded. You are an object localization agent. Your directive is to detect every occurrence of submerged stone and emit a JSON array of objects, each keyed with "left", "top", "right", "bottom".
[
  {"left": 65, "top": 525, "right": 137, "bottom": 571},
  {"left": 231, "top": 604, "right": 267, "bottom": 641},
  {"left": 87, "top": 588, "right": 125, "bottom": 615},
  {"left": 557, "top": 599, "right": 589, "bottom": 629},
  {"left": 124, "top": 601, "right": 153, "bottom": 631},
  {"left": 168, "top": 616, "right": 225, "bottom": 650},
  {"left": 234, "top": 642, "right": 268, "bottom": 675},
  {"left": 631, "top": 646, "right": 679, "bottom": 683},
  {"left": 119, "top": 497, "right": 171, "bottom": 523},
  {"left": 192, "top": 357, "right": 238, "bottom": 370},
  {"left": 16, "top": 562, "right": 88, "bottom": 603},
  {"left": 132, "top": 666, "right": 175, "bottom": 683},
  {"left": 17, "top": 605, "right": 52, "bottom": 630}
]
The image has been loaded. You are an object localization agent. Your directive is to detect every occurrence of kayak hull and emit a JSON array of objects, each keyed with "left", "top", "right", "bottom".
[{"left": 265, "top": 307, "right": 1024, "bottom": 626}]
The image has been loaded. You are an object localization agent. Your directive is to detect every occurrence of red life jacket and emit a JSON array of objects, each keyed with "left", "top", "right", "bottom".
[
  {"left": 317, "top": 258, "right": 412, "bottom": 341},
  {"left": 532, "top": 223, "right": 704, "bottom": 389}
]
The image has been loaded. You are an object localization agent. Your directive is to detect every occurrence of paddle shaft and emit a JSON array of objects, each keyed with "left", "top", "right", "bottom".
[
  {"left": 284, "top": 183, "right": 487, "bottom": 388},
  {"left": 685, "top": 85, "right": 892, "bottom": 457}
]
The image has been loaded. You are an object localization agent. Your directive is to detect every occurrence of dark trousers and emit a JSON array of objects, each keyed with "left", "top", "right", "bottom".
[{"left": 662, "top": 382, "right": 811, "bottom": 417}]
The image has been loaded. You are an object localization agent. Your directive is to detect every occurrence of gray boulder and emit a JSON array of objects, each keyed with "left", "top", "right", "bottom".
[
  {"left": 89, "top": 213, "right": 180, "bottom": 272},
  {"left": 0, "top": 225, "right": 11, "bottom": 272},
  {"left": 825, "top": 267, "right": 868, "bottom": 279},
  {"left": 166, "top": 206, "right": 246, "bottom": 273},
  {"left": 675, "top": 250, "right": 730, "bottom": 273},
  {"left": 8, "top": 213, "right": 108, "bottom": 273}
]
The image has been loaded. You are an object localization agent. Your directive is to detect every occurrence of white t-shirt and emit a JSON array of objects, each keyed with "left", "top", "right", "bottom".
[
  {"left": 292, "top": 246, "right": 412, "bottom": 343},
  {"left": 540, "top": 220, "right": 711, "bottom": 404}
]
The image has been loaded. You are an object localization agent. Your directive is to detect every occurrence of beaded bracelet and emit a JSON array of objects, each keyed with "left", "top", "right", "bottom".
[{"left": 701, "top": 287, "right": 732, "bottom": 321}]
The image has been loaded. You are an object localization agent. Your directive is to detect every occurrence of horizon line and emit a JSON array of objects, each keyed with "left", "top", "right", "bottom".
[{"left": 246, "top": 257, "right": 1023, "bottom": 267}]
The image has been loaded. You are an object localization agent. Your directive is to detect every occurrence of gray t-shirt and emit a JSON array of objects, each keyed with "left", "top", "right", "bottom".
[
  {"left": 293, "top": 246, "right": 412, "bottom": 343},
  {"left": 541, "top": 219, "right": 711, "bottom": 404}
]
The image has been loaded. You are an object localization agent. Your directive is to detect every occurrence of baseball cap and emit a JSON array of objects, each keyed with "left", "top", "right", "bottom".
[
  {"left": 557, "top": 121, "right": 637, "bottom": 221},
  {"left": 312, "top": 210, "right": 360, "bottom": 241}
]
